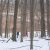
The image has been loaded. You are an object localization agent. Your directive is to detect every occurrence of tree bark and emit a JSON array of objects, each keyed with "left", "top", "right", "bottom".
[
  {"left": 20, "top": 0, "right": 27, "bottom": 42},
  {"left": 5, "top": 0, "right": 9, "bottom": 38},
  {"left": 30, "top": 0, "right": 34, "bottom": 50},
  {"left": 12, "top": 0, "right": 18, "bottom": 41},
  {"left": 40, "top": 0, "right": 45, "bottom": 37},
  {"left": 0, "top": 0, "right": 6, "bottom": 37},
  {"left": 46, "top": 0, "right": 50, "bottom": 37}
]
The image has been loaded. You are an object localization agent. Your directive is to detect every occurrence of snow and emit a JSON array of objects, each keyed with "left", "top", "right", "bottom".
[{"left": 0, "top": 32, "right": 50, "bottom": 50}]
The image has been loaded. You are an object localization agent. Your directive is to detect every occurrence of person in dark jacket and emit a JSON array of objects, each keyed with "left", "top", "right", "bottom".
[{"left": 17, "top": 32, "right": 19, "bottom": 38}]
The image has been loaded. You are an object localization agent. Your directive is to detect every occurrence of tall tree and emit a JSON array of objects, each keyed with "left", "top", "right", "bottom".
[
  {"left": 0, "top": 0, "right": 3, "bottom": 37},
  {"left": 30, "top": 0, "right": 34, "bottom": 50},
  {"left": 46, "top": 0, "right": 50, "bottom": 37},
  {"left": 20, "top": 0, "right": 27, "bottom": 42},
  {"left": 12, "top": 0, "right": 19, "bottom": 41},
  {"left": 5, "top": 0, "right": 9, "bottom": 38},
  {"left": 0, "top": 0, "right": 6, "bottom": 37},
  {"left": 40, "top": 0, "right": 45, "bottom": 37}
]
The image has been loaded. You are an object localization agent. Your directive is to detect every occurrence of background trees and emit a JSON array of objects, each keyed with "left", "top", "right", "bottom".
[{"left": 0, "top": 0, "right": 49, "bottom": 42}]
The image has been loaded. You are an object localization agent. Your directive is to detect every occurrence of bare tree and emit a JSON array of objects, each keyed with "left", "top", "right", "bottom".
[
  {"left": 46, "top": 0, "right": 50, "bottom": 37},
  {"left": 0, "top": 0, "right": 3, "bottom": 37},
  {"left": 12, "top": 0, "right": 19, "bottom": 41},
  {"left": 20, "top": 0, "right": 27, "bottom": 42},
  {"left": 30, "top": 0, "right": 34, "bottom": 50},
  {"left": 5, "top": 0, "right": 9, "bottom": 38},
  {"left": 0, "top": 0, "right": 6, "bottom": 37},
  {"left": 40, "top": 0, "right": 45, "bottom": 37}
]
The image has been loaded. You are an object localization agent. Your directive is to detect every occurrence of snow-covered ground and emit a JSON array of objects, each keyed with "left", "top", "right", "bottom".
[{"left": 0, "top": 32, "right": 50, "bottom": 50}]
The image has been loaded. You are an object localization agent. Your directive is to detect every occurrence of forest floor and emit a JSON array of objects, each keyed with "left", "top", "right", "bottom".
[{"left": 0, "top": 32, "right": 50, "bottom": 50}]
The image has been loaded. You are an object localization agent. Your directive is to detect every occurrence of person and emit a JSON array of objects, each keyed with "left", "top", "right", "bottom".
[{"left": 17, "top": 32, "right": 19, "bottom": 38}]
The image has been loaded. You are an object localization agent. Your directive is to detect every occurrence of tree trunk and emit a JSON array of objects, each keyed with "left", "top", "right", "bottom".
[
  {"left": 0, "top": 0, "right": 6, "bottom": 37},
  {"left": 0, "top": 13, "right": 2, "bottom": 37},
  {"left": 20, "top": 0, "right": 27, "bottom": 42},
  {"left": 12, "top": 0, "right": 18, "bottom": 41},
  {"left": 40, "top": 0, "right": 45, "bottom": 37},
  {"left": 46, "top": 0, "right": 50, "bottom": 37},
  {"left": 5, "top": 0, "right": 9, "bottom": 38},
  {"left": 30, "top": 0, "right": 34, "bottom": 50},
  {"left": 0, "top": 0, "right": 3, "bottom": 37}
]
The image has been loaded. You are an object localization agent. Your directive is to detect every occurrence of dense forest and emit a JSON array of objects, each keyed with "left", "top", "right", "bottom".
[{"left": 0, "top": 0, "right": 50, "bottom": 50}]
